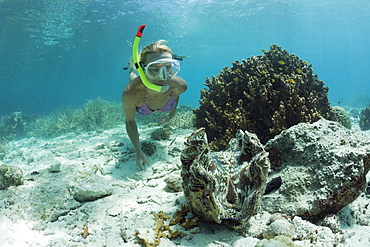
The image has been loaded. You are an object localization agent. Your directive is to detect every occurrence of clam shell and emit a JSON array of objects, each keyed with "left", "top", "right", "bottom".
[{"left": 181, "top": 128, "right": 270, "bottom": 228}]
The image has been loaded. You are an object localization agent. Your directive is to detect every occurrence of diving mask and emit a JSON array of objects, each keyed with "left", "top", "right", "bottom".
[{"left": 144, "top": 58, "right": 180, "bottom": 81}]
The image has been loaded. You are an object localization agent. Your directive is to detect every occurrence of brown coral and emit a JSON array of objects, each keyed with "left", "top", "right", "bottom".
[
  {"left": 359, "top": 105, "right": 370, "bottom": 131},
  {"left": 194, "top": 44, "right": 336, "bottom": 150}
]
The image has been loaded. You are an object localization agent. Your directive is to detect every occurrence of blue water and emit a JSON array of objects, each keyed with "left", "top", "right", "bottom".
[{"left": 1, "top": 0, "right": 370, "bottom": 115}]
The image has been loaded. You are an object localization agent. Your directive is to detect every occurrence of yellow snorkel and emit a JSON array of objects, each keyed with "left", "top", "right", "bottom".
[{"left": 132, "top": 25, "right": 169, "bottom": 92}]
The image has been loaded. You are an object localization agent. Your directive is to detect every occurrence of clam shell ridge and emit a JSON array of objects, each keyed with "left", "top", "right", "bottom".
[{"left": 181, "top": 128, "right": 270, "bottom": 228}]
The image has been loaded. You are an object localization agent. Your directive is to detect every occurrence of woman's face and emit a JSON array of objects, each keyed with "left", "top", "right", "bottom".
[{"left": 144, "top": 52, "right": 173, "bottom": 84}]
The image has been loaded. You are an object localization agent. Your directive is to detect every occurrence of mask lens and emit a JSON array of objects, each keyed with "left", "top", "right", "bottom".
[{"left": 145, "top": 59, "right": 180, "bottom": 80}]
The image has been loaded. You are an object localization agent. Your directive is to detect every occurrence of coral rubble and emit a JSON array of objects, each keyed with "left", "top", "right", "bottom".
[
  {"left": 264, "top": 119, "right": 370, "bottom": 222},
  {"left": 164, "top": 174, "right": 183, "bottom": 192},
  {"left": 150, "top": 126, "right": 172, "bottom": 140},
  {"left": 194, "top": 44, "right": 336, "bottom": 150},
  {"left": 180, "top": 128, "right": 270, "bottom": 229},
  {"left": 0, "top": 164, "right": 23, "bottom": 189},
  {"left": 141, "top": 140, "right": 157, "bottom": 156}
]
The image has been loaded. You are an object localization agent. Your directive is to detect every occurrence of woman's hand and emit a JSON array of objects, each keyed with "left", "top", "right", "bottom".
[{"left": 136, "top": 151, "right": 149, "bottom": 170}]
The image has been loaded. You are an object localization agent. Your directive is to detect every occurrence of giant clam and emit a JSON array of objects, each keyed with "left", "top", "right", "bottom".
[{"left": 180, "top": 128, "right": 270, "bottom": 228}]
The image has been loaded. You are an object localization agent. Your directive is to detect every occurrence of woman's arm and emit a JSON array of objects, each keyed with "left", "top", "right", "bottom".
[{"left": 122, "top": 84, "right": 149, "bottom": 169}]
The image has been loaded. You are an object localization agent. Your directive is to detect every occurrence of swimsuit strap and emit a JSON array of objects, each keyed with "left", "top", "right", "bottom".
[{"left": 136, "top": 90, "right": 176, "bottom": 116}]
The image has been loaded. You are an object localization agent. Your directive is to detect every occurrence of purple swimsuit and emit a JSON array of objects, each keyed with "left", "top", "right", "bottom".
[{"left": 136, "top": 91, "right": 177, "bottom": 116}]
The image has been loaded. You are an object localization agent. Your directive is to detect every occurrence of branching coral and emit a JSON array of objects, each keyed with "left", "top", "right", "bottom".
[
  {"left": 167, "top": 106, "right": 195, "bottom": 129},
  {"left": 194, "top": 44, "right": 336, "bottom": 150},
  {"left": 0, "top": 112, "right": 35, "bottom": 140},
  {"left": 34, "top": 98, "right": 124, "bottom": 137}
]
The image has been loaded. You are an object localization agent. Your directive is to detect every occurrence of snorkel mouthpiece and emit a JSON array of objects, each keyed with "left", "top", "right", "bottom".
[
  {"left": 132, "top": 25, "right": 169, "bottom": 92},
  {"left": 160, "top": 67, "right": 168, "bottom": 81}
]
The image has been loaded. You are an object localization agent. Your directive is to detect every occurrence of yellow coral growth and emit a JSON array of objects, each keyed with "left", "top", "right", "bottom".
[
  {"left": 135, "top": 206, "right": 199, "bottom": 247},
  {"left": 169, "top": 206, "right": 190, "bottom": 226},
  {"left": 180, "top": 217, "right": 199, "bottom": 229},
  {"left": 135, "top": 211, "right": 170, "bottom": 247}
]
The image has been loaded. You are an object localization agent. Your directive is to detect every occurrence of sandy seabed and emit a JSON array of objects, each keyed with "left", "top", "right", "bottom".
[{"left": 0, "top": 122, "right": 369, "bottom": 247}]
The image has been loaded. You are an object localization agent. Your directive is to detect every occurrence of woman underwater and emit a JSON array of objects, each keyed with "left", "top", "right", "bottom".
[{"left": 122, "top": 38, "right": 188, "bottom": 169}]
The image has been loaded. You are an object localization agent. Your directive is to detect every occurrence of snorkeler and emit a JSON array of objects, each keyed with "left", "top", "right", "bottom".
[{"left": 122, "top": 25, "right": 188, "bottom": 170}]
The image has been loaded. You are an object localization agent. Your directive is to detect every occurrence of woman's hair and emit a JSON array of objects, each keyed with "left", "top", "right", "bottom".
[{"left": 140, "top": 40, "right": 172, "bottom": 64}]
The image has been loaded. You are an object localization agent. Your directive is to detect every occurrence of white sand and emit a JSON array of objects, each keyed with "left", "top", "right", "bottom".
[{"left": 0, "top": 123, "right": 369, "bottom": 247}]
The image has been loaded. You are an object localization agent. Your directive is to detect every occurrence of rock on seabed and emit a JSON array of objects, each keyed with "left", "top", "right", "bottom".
[
  {"left": 264, "top": 119, "right": 370, "bottom": 221},
  {"left": 68, "top": 170, "right": 113, "bottom": 202}
]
